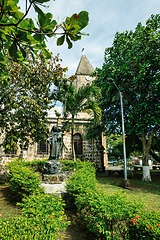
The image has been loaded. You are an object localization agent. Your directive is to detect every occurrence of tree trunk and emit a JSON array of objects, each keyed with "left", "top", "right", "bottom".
[
  {"left": 141, "top": 125, "right": 158, "bottom": 182},
  {"left": 73, "top": 142, "right": 76, "bottom": 162},
  {"left": 71, "top": 115, "right": 76, "bottom": 162},
  {"left": 19, "top": 144, "right": 24, "bottom": 160}
]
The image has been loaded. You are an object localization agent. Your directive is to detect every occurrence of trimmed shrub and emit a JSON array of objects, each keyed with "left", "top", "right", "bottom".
[
  {"left": 66, "top": 162, "right": 145, "bottom": 239},
  {"left": 18, "top": 192, "right": 67, "bottom": 220},
  {"left": 6, "top": 159, "right": 43, "bottom": 201},
  {"left": 24, "top": 158, "right": 47, "bottom": 173},
  {"left": 0, "top": 189, "right": 70, "bottom": 239},
  {"left": 75, "top": 190, "right": 144, "bottom": 239},
  {"left": 66, "top": 161, "right": 97, "bottom": 204},
  {"left": 59, "top": 159, "right": 76, "bottom": 171},
  {"left": 128, "top": 210, "right": 160, "bottom": 239},
  {"left": 0, "top": 215, "right": 69, "bottom": 240}
]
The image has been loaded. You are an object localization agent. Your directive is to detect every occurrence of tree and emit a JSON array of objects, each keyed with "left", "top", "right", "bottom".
[
  {"left": 0, "top": 0, "right": 89, "bottom": 156},
  {"left": 94, "top": 14, "right": 160, "bottom": 181},
  {"left": 0, "top": 0, "right": 89, "bottom": 85},
  {"left": 58, "top": 84, "right": 102, "bottom": 161},
  {"left": 0, "top": 52, "right": 67, "bottom": 156},
  {"left": 106, "top": 134, "right": 123, "bottom": 160}
]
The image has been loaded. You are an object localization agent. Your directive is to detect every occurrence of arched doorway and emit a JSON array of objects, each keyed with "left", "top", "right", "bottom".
[{"left": 73, "top": 133, "right": 83, "bottom": 160}]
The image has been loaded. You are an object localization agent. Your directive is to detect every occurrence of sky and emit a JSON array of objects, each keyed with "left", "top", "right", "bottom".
[{"left": 20, "top": 0, "right": 160, "bottom": 77}]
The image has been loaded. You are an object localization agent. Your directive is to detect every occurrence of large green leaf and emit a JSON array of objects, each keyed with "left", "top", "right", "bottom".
[
  {"left": 33, "top": 34, "right": 45, "bottom": 43},
  {"left": 19, "top": 18, "right": 35, "bottom": 30},
  {"left": 66, "top": 35, "right": 73, "bottom": 49},
  {"left": 63, "top": 11, "right": 89, "bottom": 38},
  {"left": 12, "top": 10, "right": 24, "bottom": 20},
  {"left": 57, "top": 35, "right": 65, "bottom": 46},
  {"left": 77, "top": 11, "right": 89, "bottom": 30},
  {"left": 18, "top": 44, "right": 27, "bottom": 59},
  {"left": 33, "top": 4, "right": 44, "bottom": 18},
  {"left": 9, "top": 41, "right": 18, "bottom": 59},
  {"left": 37, "top": 12, "right": 57, "bottom": 33}
]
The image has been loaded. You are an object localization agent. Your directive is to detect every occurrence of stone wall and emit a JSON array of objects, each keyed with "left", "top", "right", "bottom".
[{"left": 0, "top": 114, "right": 108, "bottom": 174}]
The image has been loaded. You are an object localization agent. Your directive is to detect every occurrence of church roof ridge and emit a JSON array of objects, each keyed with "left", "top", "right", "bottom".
[{"left": 75, "top": 54, "right": 94, "bottom": 75}]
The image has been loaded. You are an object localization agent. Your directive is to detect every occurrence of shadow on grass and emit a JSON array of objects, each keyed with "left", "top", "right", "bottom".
[
  {"left": 96, "top": 171, "right": 160, "bottom": 195},
  {"left": 0, "top": 184, "right": 19, "bottom": 206},
  {"left": 0, "top": 184, "right": 22, "bottom": 218}
]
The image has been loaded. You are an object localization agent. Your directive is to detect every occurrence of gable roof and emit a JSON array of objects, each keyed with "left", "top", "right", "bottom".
[{"left": 75, "top": 54, "right": 94, "bottom": 75}]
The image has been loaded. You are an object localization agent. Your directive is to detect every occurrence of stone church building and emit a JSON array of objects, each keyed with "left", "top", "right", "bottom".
[{"left": 0, "top": 53, "right": 108, "bottom": 174}]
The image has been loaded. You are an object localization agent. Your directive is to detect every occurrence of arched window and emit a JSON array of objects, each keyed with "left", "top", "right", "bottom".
[
  {"left": 73, "top": 133, "right": 83, "bottom": 159},
  {"left": 37, "top": 140, "right": 48, "bottom": 155}
]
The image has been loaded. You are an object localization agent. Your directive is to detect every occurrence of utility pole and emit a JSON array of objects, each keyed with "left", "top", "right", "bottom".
[{"left": 110, "top": 79, "right": 129, "bottom": 186}]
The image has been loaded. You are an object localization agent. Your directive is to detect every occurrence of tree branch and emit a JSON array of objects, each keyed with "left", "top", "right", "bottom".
[
  {"left": 16, "top": 25, "right": 62, "bottom": 36},
  {"left": 0, "top": 0, "right": 34, "bottom": 27},
  {"left": 0, "top": 0, "right": 5, "bottom": 21},
  {"left": 150, "top": 149, "right": 160, "bottom": 163}
]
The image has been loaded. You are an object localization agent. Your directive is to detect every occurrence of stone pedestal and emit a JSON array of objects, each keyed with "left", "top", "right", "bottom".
[
  {"left": 43, "top": 160, "right": 61, "bottom": 174},
  {"left": 41, "top": 171, "right": 74, "bottom": 199},
  {"left": 42, "top": 174, "right": 65, "bottom": 184},
  {"left": 42, "top": 171, "right": 74, "bottom": 184}
]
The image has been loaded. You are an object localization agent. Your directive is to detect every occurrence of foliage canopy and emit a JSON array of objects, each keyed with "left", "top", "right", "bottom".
[
  {"left": 94, "top": 14, "right": 160, "bottom": 176},
  {"left": 0, "top": 53, "right": 68, "bottom": 153}
]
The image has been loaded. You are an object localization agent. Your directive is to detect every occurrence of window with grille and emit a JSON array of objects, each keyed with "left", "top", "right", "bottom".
[{"left": 37, "top": 140, "right": 48, "bottom": 155}]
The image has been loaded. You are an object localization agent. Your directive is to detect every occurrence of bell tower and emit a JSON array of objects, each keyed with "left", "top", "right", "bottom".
[{"left": 73, "top": 49, "right": 95, "bottom": 89}]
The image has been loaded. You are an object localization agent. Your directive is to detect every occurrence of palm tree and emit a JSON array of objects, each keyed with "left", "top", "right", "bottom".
[{"left": 62, "top": 84, "right": 102, "bottom": 161}]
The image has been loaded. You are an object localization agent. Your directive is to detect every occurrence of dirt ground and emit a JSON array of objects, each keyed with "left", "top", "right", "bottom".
[{"left": 59, "top": 209, "right": 99, "bottom": 240}]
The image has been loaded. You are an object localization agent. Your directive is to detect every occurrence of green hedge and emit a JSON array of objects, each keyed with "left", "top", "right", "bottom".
[
  {"left": 128, "top": 211, "right": 160, "bottom": 239},
  {"left": 0, "top": 216, "right": 66, "bottom": 240},
  {"left": 66, "top": 162, "right": 160, "bottom": 239},
  {"left": 6, "top": 159, "right": 44, "bottom": 201},
  {"left": 24, "top": 158, "right": 47, "bottom": 173},
  {"left": 59, "top": 159, "right": 76, "bottom": 171},
  {"left": 0, "top": 193, "right": 70, "bottom": 240},
  {"left": 1, "top": 159, "right": 70, "bottom": 239},
  {"left": 18, "top": 192, "right": 67, "bottom": 220}
]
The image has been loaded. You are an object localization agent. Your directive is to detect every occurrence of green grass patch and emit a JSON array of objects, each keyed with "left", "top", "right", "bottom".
[{"left": 97, "top": 174, "right": 160, "bottom": 212}]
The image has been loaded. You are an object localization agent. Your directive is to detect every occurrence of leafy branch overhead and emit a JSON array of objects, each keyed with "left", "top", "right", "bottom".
[
  {"left": 57, "top": 11, "right": 89, "bottom": 49},
  {"left": 0, "top": 0, "right": 89, "bottom": 83}
]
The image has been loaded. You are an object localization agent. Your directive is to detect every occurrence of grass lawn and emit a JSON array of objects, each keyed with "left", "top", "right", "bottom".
[{"left": 97, "top": 171, "right": 160, "bottom": 212}]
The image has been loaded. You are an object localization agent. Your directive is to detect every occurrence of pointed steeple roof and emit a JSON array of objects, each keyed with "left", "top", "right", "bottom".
[{"left": 75, "top": 54, "right": 94, "bottom": 75}]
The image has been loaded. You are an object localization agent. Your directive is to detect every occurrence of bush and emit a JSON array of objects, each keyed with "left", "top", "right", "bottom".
[
  {"left": 0, "top": 190, "right": 70, "bottom": 239},
  {"left": 66, "top": 161, "right": 97, "bottom": 204},
  {"left": 18, "top": 192, "right": 67, "bottom": 220},
  {"left": 75, "top": 190, "right": 144, "bottom": 239},
  {"left": 24, "top": 158, "right": 47, "bottom": 173},
  {"left": 59, "top": 158, "right": 86, "bottom": 172},
  {"left": 18, "top": 192, "right": 70, "bottom": 237},
  {"left": 0, "top": 215, "right": 68, "bottom": 240},
  {"left": 59, "top": 159, "right": 76, "bottom": 171},
  {"left": 128, "top": 210, "right": 160, "bottom": 239},
  {"left": 6, "top": 159, "right": 43, "bottom": 201},
  {"left": 66, "top": 161, "right": 145, "bottom": 239}
]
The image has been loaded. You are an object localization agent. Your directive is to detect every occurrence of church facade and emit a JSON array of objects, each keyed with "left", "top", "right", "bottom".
[{"left": 0, "top": 53, "right": 108, "bottom": 174}]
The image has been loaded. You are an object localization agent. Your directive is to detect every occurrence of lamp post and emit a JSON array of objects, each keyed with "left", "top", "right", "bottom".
[{"left": 110, "top": 79, "right": 127, "bottom": 182}]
